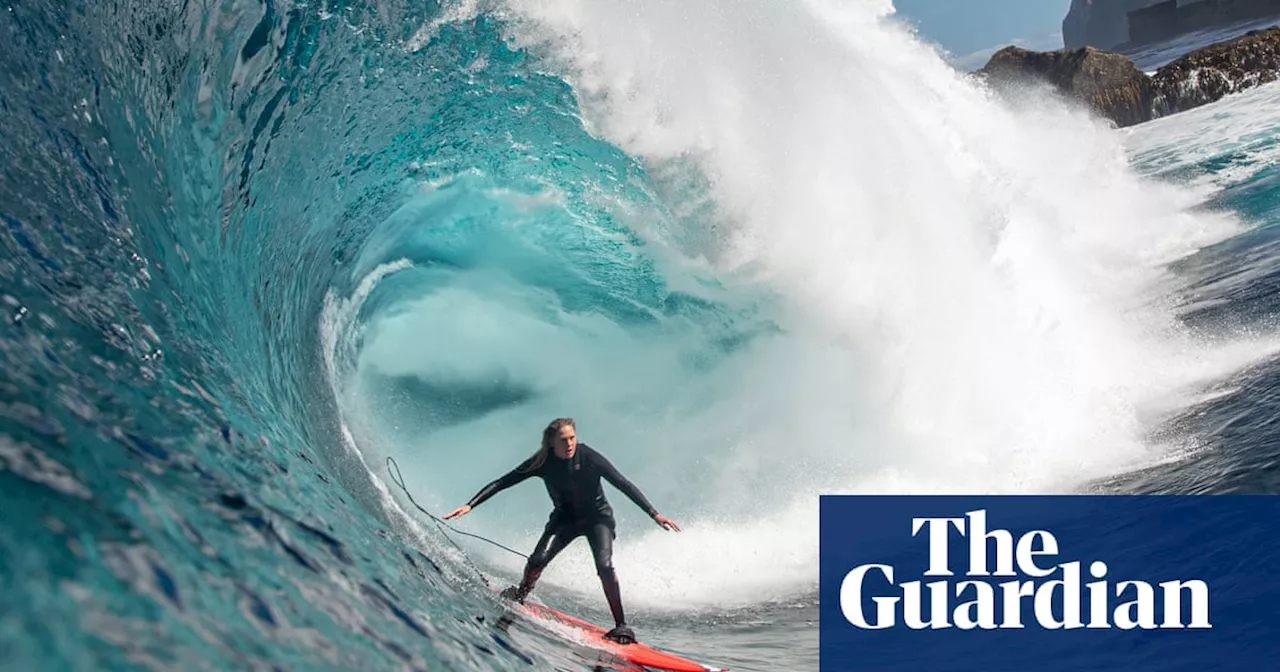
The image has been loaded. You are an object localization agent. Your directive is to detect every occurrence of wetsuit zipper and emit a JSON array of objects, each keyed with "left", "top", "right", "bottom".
[
  {"left": 573, "top": 455, "right": 583, "bottom": 514},
  {"left": 570, "top": 454, "right": 582, "bottom": 527}
]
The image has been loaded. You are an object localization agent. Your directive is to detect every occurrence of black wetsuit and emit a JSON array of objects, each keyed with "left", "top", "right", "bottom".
[{"left": 465, "top": 443, "right": 657, "bottom": 629}]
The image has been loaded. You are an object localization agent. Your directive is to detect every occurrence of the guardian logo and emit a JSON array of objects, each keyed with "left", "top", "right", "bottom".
[{"left": 840, "top": 510, "right": 1212, "bottom": 631}]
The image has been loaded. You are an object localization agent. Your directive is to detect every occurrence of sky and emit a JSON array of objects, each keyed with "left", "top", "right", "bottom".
[{"left": 891, "top": 0, "right": 1074, "bottom": 71}]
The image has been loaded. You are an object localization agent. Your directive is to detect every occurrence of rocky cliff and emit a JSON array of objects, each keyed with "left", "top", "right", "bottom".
[
  {"left": 978, "top": 26, "right": 1280, "bottom": 128},
  {"left": 1131, "top": 0, "right": 1280, "bottom": 46},
  {"left": 1063, "top": 0, "right": 1158, "bottom": 50}
]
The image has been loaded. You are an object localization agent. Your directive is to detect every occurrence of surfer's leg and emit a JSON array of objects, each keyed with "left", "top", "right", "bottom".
[
  {"left": 588, "top": 522, "right": 634, "bottom": 643},
  {"left": 505, "top": 523, "right": 577, "bottom": 601}
]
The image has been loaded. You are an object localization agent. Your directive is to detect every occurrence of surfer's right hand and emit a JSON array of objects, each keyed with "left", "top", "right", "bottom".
[
  {"left": 444, "top": 504, "right": 471, "bottom": 520},
  {"left": 653, "top": 513, "right": 681, "bottom": 532}
]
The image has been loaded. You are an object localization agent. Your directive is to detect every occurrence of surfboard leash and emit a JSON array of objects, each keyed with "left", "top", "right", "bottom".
[{"left": 385, "top": 456, "right": 530, "bottom": 561}]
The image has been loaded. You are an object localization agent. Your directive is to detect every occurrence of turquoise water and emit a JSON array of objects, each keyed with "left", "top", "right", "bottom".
[
  {"left": 0, "top": 2, "right": 774, "bottom": 669},
  {"left": 5, "top": 0, "right": 1280, "bottom": 670}
]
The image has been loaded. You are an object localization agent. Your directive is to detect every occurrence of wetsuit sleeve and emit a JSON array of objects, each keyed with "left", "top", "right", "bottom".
[
  {"left": 592, "top": 450, "right": 660, "bottom": 518},
  {"left": 466, "top": 458, "right": 535, "bottom": 509}
]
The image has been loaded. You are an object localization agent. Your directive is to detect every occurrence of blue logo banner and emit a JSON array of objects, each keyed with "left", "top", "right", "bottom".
[{"left": 819, "top": 496, "right": 1280, "bottom": 671}]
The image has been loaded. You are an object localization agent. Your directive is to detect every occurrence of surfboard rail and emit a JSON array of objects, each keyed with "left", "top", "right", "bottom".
[{"left": 491, "top": 586, "right": 729, "bottom": 672}]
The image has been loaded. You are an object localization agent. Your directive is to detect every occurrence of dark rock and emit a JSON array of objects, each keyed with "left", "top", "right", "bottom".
[
  {"left": 976, "top": 26, "right": 1280, "bottom": 128},
  {"left": 977, "top": 46, "right": 1156, "bottom": 127},
  {"left": 1151, "top": 26, "right": 1280, "bottom": 115}
]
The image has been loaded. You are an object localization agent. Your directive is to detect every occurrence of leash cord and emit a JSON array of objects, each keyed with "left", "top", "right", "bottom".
[{"left": 386, "top": 456, "right": 529, "bottom": 560}]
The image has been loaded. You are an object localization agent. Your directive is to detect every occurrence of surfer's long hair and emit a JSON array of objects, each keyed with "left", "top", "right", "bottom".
[{"left": 521, "top": 417, "right": 575, "bottom": 472}]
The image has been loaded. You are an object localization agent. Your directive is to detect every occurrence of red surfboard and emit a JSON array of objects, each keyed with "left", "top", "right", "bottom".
[{"left": 494, "top": 588, "right": 729, "bottom": 671}]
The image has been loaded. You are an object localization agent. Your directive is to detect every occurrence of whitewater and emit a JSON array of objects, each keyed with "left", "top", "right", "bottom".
[{"left": 4, "top": 0, "right": 1280, "bottom": 670}]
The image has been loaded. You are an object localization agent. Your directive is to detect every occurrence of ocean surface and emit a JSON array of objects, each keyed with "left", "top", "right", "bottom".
[
  {"left": 3, "top": 1, "right": 1280, "bottom": 671},
  {"left": 1123, "top": 16, "right": 1280, "bottom": 71}
]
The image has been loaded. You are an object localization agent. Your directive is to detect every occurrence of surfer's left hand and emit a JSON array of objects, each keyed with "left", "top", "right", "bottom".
[
  {"left": 653, "top": 514, "right": 681, "bottom": 532},
  {"left": 444, "top": 504, "right": 471, "bottom": 520}
]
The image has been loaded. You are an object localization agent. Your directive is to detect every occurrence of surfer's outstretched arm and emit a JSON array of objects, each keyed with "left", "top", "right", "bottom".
[
  {"left": 444, "top": 459, "right": 535, "bottom": 519},
  {"left": 591, "top": 449, "right": 682, "bottom": 532}
]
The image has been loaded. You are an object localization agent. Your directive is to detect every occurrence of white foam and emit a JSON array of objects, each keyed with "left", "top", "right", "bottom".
[
  {"left": 404, "top": 0, "right": 485, "bottom": 53},
  {"left": 1126, "top": 80, "right": 1280, "bottom": 196}
]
